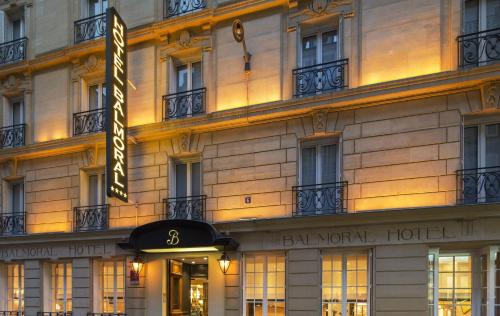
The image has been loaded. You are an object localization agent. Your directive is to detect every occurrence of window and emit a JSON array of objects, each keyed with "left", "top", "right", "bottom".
[
  {"left": 6, "top": 263, "right": 24, "bottom": 313},
  {"left": 88, "top": 0, "right": 108, "bottom": 16},
  {"left": 51, "top": 263, "right": 72, "bottom": 313},
  {"left": 98, "top": 260, "right": 125, "bottom": 314},
  {"left": 87, "top": 83, "right": 106, "bottom": 111},
  {"left": 88, "top": 172, "right": 106, "bottom": 206},
  {"left": 300, "top": 139, "right": 339, "bottom": 186},
  {"left": 2, "top": 9, "right": 24, "bottom": 41},
  {"left": 9, "top": 181, "right": 24, "bottom": 213},
  {"left": 428, "top": 253, "right": 473, "bottom": 316},
  {"left": 302, "top": 30, "right": 339, "bottom": 67},
  {"left": 244, "top": 254, "right": 285, "bottom": 316},
  {"left": 175, "top": 61, "right": 202, "bottom": 93},
  {"left": 322, "top": 252, "right": 369, "bottom": 316},
  {"left": 479, "top": 247, "right": 500, "bottom": 315},
  {"left": 463, "top": 123, "right": 500, "bottom": 203},
  {"left": 463, "top": 0, "right": 500, "bottom": 34},
  {"left": 172, "top": 160, "right": 201, "bottom": 198}
]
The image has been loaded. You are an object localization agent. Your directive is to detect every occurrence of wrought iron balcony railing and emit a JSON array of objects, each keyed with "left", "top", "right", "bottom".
[
  {"left": 164, "top": 0, "right": 207, "bottom": 19},
  {"left": 0, "top": 37, "right": 27, "bottom": 65},
  {"left": 457, "top": 166, "right": 500, "bottom": 204},
  {"left": 164, "top": 195, "right": 206, "bottom": 221},
  {"left": 74, "top": 204, "right": 109, "bottom": 232},
  {"left": 293, "top": 58, "right": 348, "bottom": 97},
  {"left": 87, "top": 314, "right": 126, "bottom": 316},
  {"left": 0, "top": 212, "right": 26, "bottom": 236},
  {"left": 458, "top": 27, "right": 500, "bottom": 68},
  {"left": 0, "top": 124, "right": 26, "bottom": 149},
  {"left": 293, "top": 182, "right": 347, "bottom": 216},
  {"left": 37, "top": 313, "right": 72, "bottom": 316},
  {"left": 73, "top": 108, "right": 106, "bottom": 136},
  {"left": 163, "top": 87, "right": 206, "bottom": 120},
  {"left": 74, "top": 13, "right": 106, "bottom": 44},
  {"left": 0, "top": 311, "right": 23, "bottom": 316}
]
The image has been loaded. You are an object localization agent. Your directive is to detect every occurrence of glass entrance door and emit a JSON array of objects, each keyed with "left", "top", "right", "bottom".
[{"left": 168, "top": 257, "right": 208, "bottom": 316}]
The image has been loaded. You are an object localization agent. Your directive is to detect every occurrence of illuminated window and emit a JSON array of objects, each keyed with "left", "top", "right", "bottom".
[
  {"left": 322, "top": 252, "right": 369, "bottom": 316},
  {"left": 244, "top": 254, "right": 286, "bottom": 316},
  {"left": 428, "top": 253, "right": 473, "bottom": 316},
  {"left": 7, "top": 263, "right": 24, "bottom": 313},
  {"left": 101, "top": 260, "right": 125, "bottom": 314},
  {"left": 50, "top": 263, "right": 72, "bottom": 313},
  {"left": 479, "top": 247, "right": 500, "bottom": 315}
]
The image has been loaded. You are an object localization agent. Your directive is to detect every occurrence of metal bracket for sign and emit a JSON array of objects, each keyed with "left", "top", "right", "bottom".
[{"left": 105, "top": 7, "right": 129, "bottom": 202}]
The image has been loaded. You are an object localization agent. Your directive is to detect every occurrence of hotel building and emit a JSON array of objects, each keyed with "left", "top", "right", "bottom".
[{"left": 0, "top": 0, "right": 499, "bottom": 315}]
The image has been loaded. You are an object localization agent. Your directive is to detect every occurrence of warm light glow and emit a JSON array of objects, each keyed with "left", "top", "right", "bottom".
[
  {"left": 143, "top": 247, "right": 219, "bottom": 253},
  {"left": 362, "top": 63, "right": 441, "bottom": 86},
  {"left": 218, "top": 252, "right": 231, "bottom": 274}
]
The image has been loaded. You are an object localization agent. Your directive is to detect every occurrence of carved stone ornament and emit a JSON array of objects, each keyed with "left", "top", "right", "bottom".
[
  {"left": 305, "top": 0, "right": 349, "bottom": 16},
  {"left": 84, "top": 148, "right": 97, "bottom": 166},
  {"left": 179, "top": 30, "right": 192, "bottom": 48},
  {"left": 483, "top": 81, "right": 500, "bottom": 110},
  {"left": 179, "top": 132, "right": 191, "bottom": 152},
  {"left": 2, "top": 74, "right": 22, "bottom": 91},
  {"left": 312, "top": 110, "right": 328, "bottom": 134}
]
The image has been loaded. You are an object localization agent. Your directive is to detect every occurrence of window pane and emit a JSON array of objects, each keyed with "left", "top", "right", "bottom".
[
  {"left": 486, "top": 0, "right": 500, "bottom": 29},
  {"left": 302, "top": 35, "right": 317, "bottom": 67},
  {"left": 192, "top": 62, "right": 202, "bottom": 90},
  {"left": 438, "top": 255, "right": 472, "bottom": 316},
  {"left": 101, "top": 173, "right": 106, "bottom": 204},
  {"left": 177, "top": 65, "right": 188, "bottom": 92},
  {"left": 175, "top": 163, "right": 187, "bottom": 197},
  {"left": 191, "top": 162, "right": 201, "bottom": 196},
  {"left": 12, "top": 19, "right": 21, "bottom": 40},
  {"left": 464, "top": 126, "right": 478, "bottom": 170},
  {"left": 101, "top": 84, "right": 107, "bottom": 109},
  {"left": 12, "top": 183, "right": 23, "bottom": 212},
  {"left": 12, "top": 102, "right": 22, "bottom": 125},
  {"left": 89, "top": 84, "right": 99, "bottom": 110},
  {"left": 321, "top": 144, "right": 337, "bottom": 183},
  {"left": 463, "top": 0, "right": 479, "bottom": 33},
  {"left": 89, "top": 175, "right": 99, "bottom": 205},
  {"left": 322, "top": 31, "right": 338, "bottom": 63},
  {"left": 301, "top": 147, "right": 316, "bottom": 185},
  {"left": 8, "top": 264, "right": 24, "bottom": 312},
  {"left": 485, "top": 123, "right": 500, "bottom": 167}
]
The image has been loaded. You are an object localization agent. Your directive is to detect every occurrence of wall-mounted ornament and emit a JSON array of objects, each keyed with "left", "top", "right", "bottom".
[
  {"left": 232, "top": 19, "right": 252, "bottom": 74},
  {"left": 312, "top": 110, "right": 328, "bottom": 134},
  {"left": 483, "top": 81, "right": 500, "bottom": 110},
  {"left": 179, "top": 30, "right": 192, "bottom": 48}
]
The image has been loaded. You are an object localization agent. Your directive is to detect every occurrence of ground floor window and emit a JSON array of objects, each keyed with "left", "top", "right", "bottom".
[
  {"left": 51, "top": 262, "right": 72, "bottom": 313},
  {"left": 7, "top": 263, "right": 24, "bottom": 312},
  {"left": 102, "top": 260, "right": 125, "bottom": 313},
  {"left": 479, "top": 247, "right": 500, "bottom": 315},
  {"left": 244, "top": 254, "right": 286, "bottom": 316},
  {"left": 322, "top": 252, "right": 369, "bottom": 316}
]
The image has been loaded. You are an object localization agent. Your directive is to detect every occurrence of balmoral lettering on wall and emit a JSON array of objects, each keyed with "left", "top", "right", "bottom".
[{"left": 105, "top": 7, "right": 128, "bottom": 202}]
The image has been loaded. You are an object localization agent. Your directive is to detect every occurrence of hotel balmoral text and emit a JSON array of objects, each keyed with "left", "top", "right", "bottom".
[{"left": 0, "top": 0, "right": 499, "bottom": 315}]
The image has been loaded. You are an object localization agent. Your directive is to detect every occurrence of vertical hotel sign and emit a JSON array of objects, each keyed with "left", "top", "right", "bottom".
[{"left": 105, "top": 7, "right": 128, "bottom": 202}]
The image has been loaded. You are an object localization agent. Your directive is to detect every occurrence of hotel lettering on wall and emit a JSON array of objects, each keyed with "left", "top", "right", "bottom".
[{"left": 105, "top": 7, "right": 128, "bottom": 202}]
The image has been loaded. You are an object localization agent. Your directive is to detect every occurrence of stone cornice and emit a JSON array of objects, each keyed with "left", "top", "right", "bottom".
[{"left": 0, "top": 63, "right": 498, "bottom": 163}]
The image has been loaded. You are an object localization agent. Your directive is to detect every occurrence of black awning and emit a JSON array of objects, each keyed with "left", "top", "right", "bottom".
[{"left": 119, "top": 220, "right": 237, "bottom": 253}]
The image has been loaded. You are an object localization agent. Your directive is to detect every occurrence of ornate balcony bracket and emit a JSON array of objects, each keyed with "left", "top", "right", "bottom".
[
  {"left": 74, "top": 13, "right": 106, "bottom": 44},
  {"left": 293, "top": 59, "right": 348, "bottom": 97},
  {"left": 164, "top": 195, "right": 206, "bottom": 221},
  {"left": 0, "top": 37, "right": 27, "bottom": 66},
  {"left": 0, "top": 124, "right": 26, "bottom": 149},
  {"left": 73, "top": 108, "right": 106, "bottom": 136},
  {"left": 74, "top": 204, "right": 109, "bottom": 232},
  {"left": 458, "top": 27, "right": 500, "bottom": 68},
  {"left": 293, "top": 182, "right": 347, "bottom": 216},
  {"left": 163, "top": 88, "right": 206, "bottom": 120}
]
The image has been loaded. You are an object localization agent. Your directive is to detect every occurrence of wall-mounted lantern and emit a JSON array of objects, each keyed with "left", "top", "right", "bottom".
[
  {"left": 130, "top": 254, "right": 144, "bottom": 282},
  {"left": 232, "top": 19, "right": 251, "bottom": 74},
  {"left": 218, "top": 252, "right": 231, "bottom": 274}
]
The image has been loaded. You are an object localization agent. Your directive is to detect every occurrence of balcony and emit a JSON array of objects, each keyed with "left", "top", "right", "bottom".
[
  {"left": 74, "top": 13, "right": 106, "bottom": 44},
  {"left": 457, "top": 166, "right": 500, "bottom": 205},
  {"left": 292, "top": 182, "right": 347, "bottom": 216},
  {"left": 37, "top": 313, "right": 72, "bottom": 316},
  {"left": 0, "top": 124, "right": 25, "bottom": 148},
  {"left": 74, "top": 204, "right": 109, "bottom": 232},
  {"left": 0, "top": 212, "right": 25, "bottom": 236},
  {"left": 0, "top": 37, "right": 27, "bottom": 66},
  {"left": 458, "top": 27, "right": 500, "bottom": 68},
  {"left": 73, "top": 108, "right": 106, "bottom": 136},
  {"left": 164, "top": 195, "right": 206, "bottom": 221},
  {"left": 164, "top": 0, "right": 207, "bottom": 19},
  {"left": 87, "top": 314, "right": 126, "bottom": 316},
  {"left": 163, "top": 88, "right": 206, "bottom": 120},
  {"left": 0, "top": 311, "right": 23, "bottom": 316},
  {"left": 293, "top": 59, "right": 348, "bottom": 97}
]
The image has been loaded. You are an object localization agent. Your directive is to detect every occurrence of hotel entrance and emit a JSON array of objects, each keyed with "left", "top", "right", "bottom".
[{"left": 167, "top": 257, "right": 209, "bottom": 316}]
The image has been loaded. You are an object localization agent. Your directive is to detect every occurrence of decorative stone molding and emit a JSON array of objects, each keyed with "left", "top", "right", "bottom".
[
  {"left": 482, "top": 81, "right": 500, "bottom": 110},
  {"left": 178, "top": 30, "right": 192, "bottom": 48},
  {"left": 160, "top": 33, "right": 213, "bottom": 58},
  {"left": 179, "top": 132, "right": 191, "bottom": 153},
  {"left": 1, "top": 72, "right": 31, "bottom": 96},
  {"left": 304, "top": 0, "right": 351, "bottom": 17},
  {"left": 312, "top": 110, "right": 328, "bottom": 134},
  {"left": 71, "top": 54, "right": 106, "bottom": 80}
]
